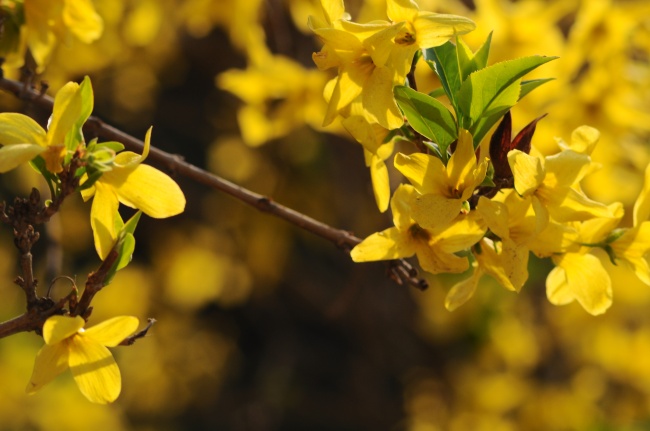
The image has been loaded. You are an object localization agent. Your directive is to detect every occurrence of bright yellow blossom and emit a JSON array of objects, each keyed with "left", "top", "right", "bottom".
[
  {"left": 0, "top": 79, "right": 86, "bottom": 173},
  {"left": 27, "top": 315, "right": 139, "bottom": 404},
  {"left": 508, "top": 145, "right": 614, "bottom": 228},
  {"left": 23, "top": 0, "right": 103, "bottom": 68},
  {"left": 342, "top": 115, "right": 394, "bottom": 212},
  {"left": 394, "top": 129, "right": 488, "bottom": 229},
  {"left": 81, "top": 128, "right": 186, "bottom": 259},
  {"left": 351, "top": 184, "right": 486, "bottom": 274}
]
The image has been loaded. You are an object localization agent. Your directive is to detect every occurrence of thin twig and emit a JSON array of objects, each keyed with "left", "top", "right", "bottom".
[
  {"left": 119, "top": 318, "right": 156, "bottom": 346},
  {"left": 0, "top": 76, "right": 428, "bottom": 290}
]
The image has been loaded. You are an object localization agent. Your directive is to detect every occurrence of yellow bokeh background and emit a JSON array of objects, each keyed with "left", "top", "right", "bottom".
[{"left": 1, "top": 0, "right": 650, "bottom": 429}]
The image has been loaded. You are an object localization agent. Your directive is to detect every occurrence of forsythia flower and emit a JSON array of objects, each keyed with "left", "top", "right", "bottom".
[
  {"left": 81, "top": 128, "right": 186, "bottom": 259},
  {"left": 24, "top": 0, "right": 104, "bottom": 68},
  {"left": 351, "top": 184, "right": 486, "bottom": 274},
  {"left": 394, "top": 129, "right": 488, "bottom": 228},
  {"left": 309, "top": 0, "right": 474, "bottom": 129},
  {"left": 0, "top": 79, "right": 86, "bottom": 173},
  {"left": 508, "top": 144, "right": 614, "bottom": 228},
  {"left": 342, "top": 115, "right": 394, "bottom": 212},
  {"left": 27, "top": 315, "right": 139, "bottom": 404}
]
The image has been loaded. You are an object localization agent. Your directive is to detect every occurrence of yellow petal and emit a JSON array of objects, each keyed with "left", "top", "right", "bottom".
[
  {"left": 114, "top": 127, "right": 152, "bottom": 168},
  {"left": 0, "top": 144, "right": 46, "bottom": 173},
  {"left": 43, "top": 315, "right": 85, "bottom": 345},
  {"left": 90, "top": 182, "right": 120, "bottom": 260},
  {"left": 109, "top": 164, "right": 186, "bottom": 218},
  {"left": 447, "top": 129, "right": 477, "bottom": 193},
  {"left": 362, "top": 66, "right": 403, "bottom": 130},
  {"left": 413, "top": 13, "right": 476, "bottom": 48},
  {"left": 416, "top": 242, "right": 469, "bottom": 274},
  {"left": 369, "top": 154, "right": 391, "bottom": 213},
  {"left": 350, "top": 227, "right": 415, "bottom": 262},
  {"left": 445, "top": 264, "right": 482, "bottom": 311},
  {"left": 508, "top": 150, "right": 544, "bottom": 196},
  {"left": 546, "top": 253, "right": 612, "bottom": 315},
  {"left": 48, "top": 81, "right": 82, "bottom": 147},
  {"left": 558, "top": 125, "right": 599, "bottom": 155},
  {"left": 394, "top": 152, "right": 447, "bottom": 195},
  {"left": 386, "top": 0, "right": 419, "bottom": 23},
  {"left": 84, "top": 316, "right": 139, "bottom": 347},
  {"left": 390, "top": 184, "right": 417, "bottom": 230},
  {"left": 63, "top": 0, "right": 104, "bottom": 43},
  {"left": 543, "top": 150, "right": 592, "bottom": 188},
  {"left": 477, "top": 239, "right": 529, "bottom": 292},
  {"left": 435, "top": 211, "right": 486, "bottom": 252},
  {"left": 540, "top": 186, "right": 615, "bottom": 222},
  {"left": 634, "top": 163, "right": 650, "bottom": 225},
  {"left": 0, "top": 113, "right": 47, "bottom": 146},
  {"left": 26, "top": 343, "right": 70, "bottom": 394},
  {"left": 68, "top": 337, "right": 121, "bottom": 404},
  {"left": 476, "top": 197, "right": 510, "bottom": 240},
  {"left": 411, "top": 194, "right": 463, "bottom": 230}
]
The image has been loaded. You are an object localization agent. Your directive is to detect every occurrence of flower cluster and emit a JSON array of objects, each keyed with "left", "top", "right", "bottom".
[
  {"left": 308, "top": 0, "right": 650, "bottom": 316},
  {"left": 309, "top": 0, "right": 475, "bottom": 211},
  {"left": 0, "top": 76, "right": 185, "bottom": 402}
]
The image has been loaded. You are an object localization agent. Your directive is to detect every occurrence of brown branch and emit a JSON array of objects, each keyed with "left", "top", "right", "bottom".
[
  {"left": 70, "top": 249, "right": 120, "bottom": 319},
  {"left": 119, "top": 318, "right": 156, "bottom": 346},
  {"left": 0, "top": 75, "right": 428, "bottom": 290}
]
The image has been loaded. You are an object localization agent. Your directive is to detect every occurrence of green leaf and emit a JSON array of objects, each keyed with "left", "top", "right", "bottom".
[
  {"left": 29, "top": 156, "right": 58, "bottom": 197},
  {"left": 77, "top": 169, "right": 103, "bottom": 192},
  {"left": 471, "top": 32, "right": 492, "bottom": 71},
  {"left": 394, "top": 85, "right": 457, "bottom": 154},
  {"left": 94, "top": 141, "right": 125, "bottom": 153},
  {"left": 428, "top": 88, "right": 446, "bottom": 98},
  {"left": 458, "top": 55, "right": 557, "bottom": 127},
  {"left": 104, "top": 233, "right": 136, "bottom": 286},
  {"left": 423, "top": 42, "right": 461, "bottom": 112},
  {"left": 122, "top": 210, "right": 143, "bottom": 236},
  {"left": 115, "top": 233, "right": 135, "bottom": 272},
  {"left": 469, "top": 80, "right": 521, "bottom": 147},
  {"left": 519, "top": 78, "right": 554, "bottom": 100}
]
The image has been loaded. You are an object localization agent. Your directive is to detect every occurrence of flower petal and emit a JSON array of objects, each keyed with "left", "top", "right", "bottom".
[
  {"left": 90, "top": 182, "right": 120, "bottom": 260},
  {"left": 84, "top": 316, "right": 139, "bottom": 347},
  {"left": 508, "top": 150, "right": 544, "bottom": 196},
  {"left": 411, "top": 194, "right": 462, "bottom": 230},
  {"left": 546, "top": 253, "right": 612, "bottom": 315},
  {"left": 26, "top": 343, "right": 70, "bottom": 394},
  {"left": 48, "top": 81, "right": 82, "bottom": 147},
  {"left": 351, "top": 227, "right": 415, "bottom": 262},
  {"left": 394, "top": 152, "right": 446, "bottom": 195},
  {"left": 69, "top": 337, "right": 121, "bottom": 404},
  {"left": 413, "top": 12, "right": 476, "bottom": 48},
  {"left": 43, "top": 315, "right": 85, "bottom": 345},
  {"left": 445, "top": 264, "right": 482, "bottom": 311},
  {"left": 0, "top": 144, "right": 46, "bottom": 173},
  {"left": 0, "top": 113, "right": 47, "bottom": 146},
  {"left": 62, "top": 0, "right": 104, "bottom": 43},
  {"left": 110, "top": 164, "right": 186, "bottom": 218},
  {"left": 369, "top": 153, "right": 391, "bottom": 213}
]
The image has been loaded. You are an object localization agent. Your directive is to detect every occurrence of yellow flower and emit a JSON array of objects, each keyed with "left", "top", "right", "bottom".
[
  {"left": 351, "top": 184, "right": 486, "bottom": 274},
  {"left": 24, "top": 0, "right": 103, "bottom": 68},
  {"left": 311, "top": 17, "right": 405, "bottom": 129},
  {"left": 380, "top": 0, "right": 476, "bottom": 78},
  {"left": 0, "top": 79, "right": 86, "bottom": 173},
  {"left": 342, "top": 115, "right": 394, "bottom": 212},
  {"left": 27, "top": 315, "right": 139, "bottom": 404},
  {"left": 81, "top": 128, "right": 186, "bottom": 259},
  {"left": 508, "top": 145, "right": 614, "bottom": 227},
  {"left": 394, "top": 129, "right": 488, "bottom": 229}
]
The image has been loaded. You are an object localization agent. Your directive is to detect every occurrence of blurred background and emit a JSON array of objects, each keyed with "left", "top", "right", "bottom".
[{"left": 1, "top": 0, "right": 650, "bottom": 430}]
